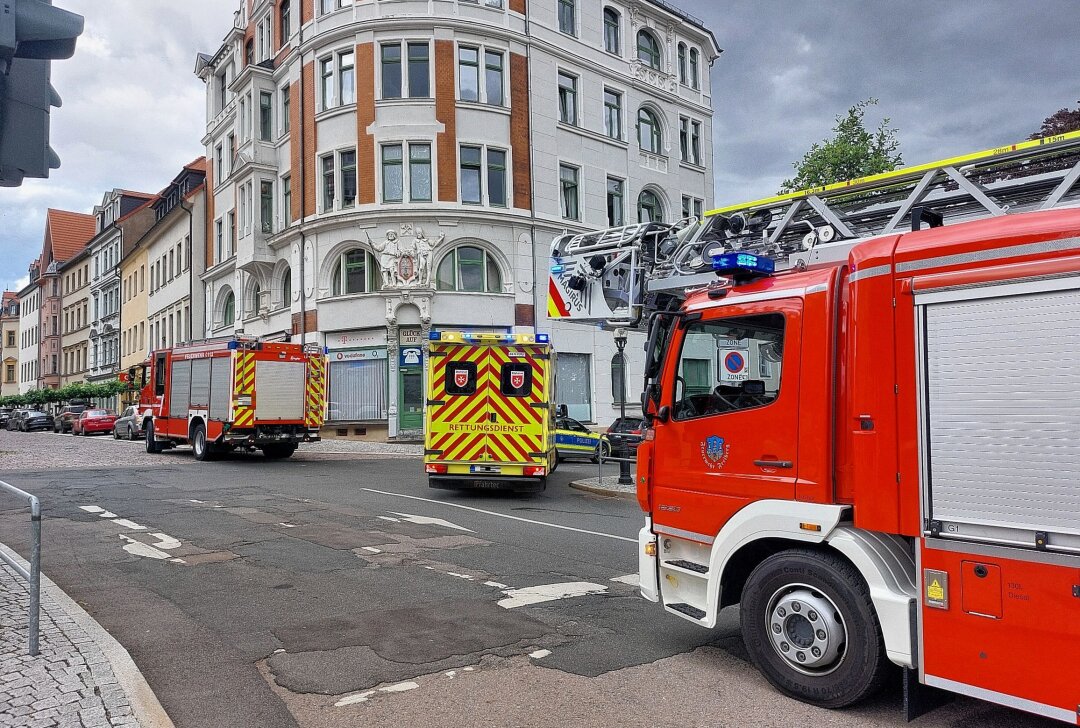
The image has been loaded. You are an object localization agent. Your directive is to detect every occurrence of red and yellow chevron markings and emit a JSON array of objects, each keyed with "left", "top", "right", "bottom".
[
  {"left": 233, "top": 351, "right": 255, "bottom": 428},
  {"left": 548, "top": 277, "right": 570, "bottom": 319},
  {"left": 305, "top": 354, "right": 327, "bottom": 428}
]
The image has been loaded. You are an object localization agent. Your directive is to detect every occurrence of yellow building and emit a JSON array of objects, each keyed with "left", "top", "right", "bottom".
[
  {"left": 119, "top": 240, "right": 149, "bottom": 381},
  {"left": 59, "top": 249, "right": 92, "bottom": 386}
]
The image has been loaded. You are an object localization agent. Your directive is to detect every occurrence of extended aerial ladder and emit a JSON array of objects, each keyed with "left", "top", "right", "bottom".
[{"left": 548, "top": 129, "right": 1080, "bottom": 326}]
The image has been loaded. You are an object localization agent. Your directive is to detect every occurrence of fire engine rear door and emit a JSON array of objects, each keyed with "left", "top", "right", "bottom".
[
  {"left": 650, "top": 298, "right": 802, "bottom": 540},
  {"left": 427, "top": 343, "right": 492, "bottom": 463},
  {"left": 484, "top": 344, "right": 548, "bottom": 465}
]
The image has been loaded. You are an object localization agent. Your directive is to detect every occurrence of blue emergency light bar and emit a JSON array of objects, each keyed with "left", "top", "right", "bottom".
[{"left": 711, "top": 251, "right": 775, "bottom": 278}]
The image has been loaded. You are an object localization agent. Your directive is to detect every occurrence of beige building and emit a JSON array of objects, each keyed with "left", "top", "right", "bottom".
[
  {"left": 119, "top": 242, "right": 148, "bottom": 374},
  {"left": 60, "top": 249, "right": 92, "bottom": 386},
  {"left": 1, "top": 292, "right": 18, "bottom": 397}
]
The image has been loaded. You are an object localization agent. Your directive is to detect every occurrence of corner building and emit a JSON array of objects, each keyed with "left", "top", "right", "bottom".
[{"left": 197, "top": 0, "right": 718, "bottom": 439}]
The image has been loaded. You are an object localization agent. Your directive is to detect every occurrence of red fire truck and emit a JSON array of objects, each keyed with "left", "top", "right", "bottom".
[
  {"left": 139, "top": 336, "right": 327, "bottom": 461},
  {"left": 549, "top": 131, "right": 1080, "bottom": 721}
]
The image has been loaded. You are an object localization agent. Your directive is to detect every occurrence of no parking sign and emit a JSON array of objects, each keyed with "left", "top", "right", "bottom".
[{"left": 720, "top": 349, "right": 749, "bottom": 382}]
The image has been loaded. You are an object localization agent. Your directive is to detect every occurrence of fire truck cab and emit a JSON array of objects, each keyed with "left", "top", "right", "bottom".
[{"left": 140, "top": 336, "right": 327, "bottom": 461}]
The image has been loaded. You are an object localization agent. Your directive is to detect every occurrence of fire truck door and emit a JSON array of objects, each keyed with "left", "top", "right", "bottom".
[{"left": 651, "top": 299, "right": 802, "bottom": 538}]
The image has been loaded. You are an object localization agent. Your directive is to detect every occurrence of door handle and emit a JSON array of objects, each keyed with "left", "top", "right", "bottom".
[
  {"left": 489, "top": 413, "right": 497, "bottom": 423},
  {"left": 754, "top": 459, "right": 793, "bottom": 469}
]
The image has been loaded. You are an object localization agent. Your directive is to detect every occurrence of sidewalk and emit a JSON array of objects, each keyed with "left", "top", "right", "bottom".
[
  {"left": 568, "top": 474, "right": 637, "bottom": 500},
  {"left": 0, "top": 544, "right": 172, "bottom": 728}
]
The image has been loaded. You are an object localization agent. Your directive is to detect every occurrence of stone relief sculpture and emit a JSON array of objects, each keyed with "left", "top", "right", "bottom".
[{"left": 365, "top": 225, "right": 446, "bottom": 289}]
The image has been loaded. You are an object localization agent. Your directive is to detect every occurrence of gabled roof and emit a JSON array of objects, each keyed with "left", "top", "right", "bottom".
[
  {"left": 184, "top": 157, "right": 208, "bottom": 173},
  {"left": 44, "top": 209, "right": 96, "bottom": 264},
  {"left": 2, "top": 291, "right": 17, "bottom": 309}
]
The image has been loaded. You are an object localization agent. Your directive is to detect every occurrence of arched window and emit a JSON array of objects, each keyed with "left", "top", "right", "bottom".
[
  {"left": 678, "top": 43, "right": 687, "bottom": 84},
  {"left": 638, "top": 190, "right": 663, "bottom": 223},
  {"left": 332, "top": 249, "right": 380, "bottom": 295},
  {"left": 436, "top": 246, "right": 502, "bottom": 293},
  {"left": 637, "top": 30, "right": 661, "bottom": 70},
  {"left": 637, "top": 108, "right": 662, "bottom": 154},
  {"left": 280, "top": 268, "right": 292, "bottom": 308},
  {"left": 689, "top": 48, "right": 699, "bottom": 89},
  {"left": 251, "top": 281, "right": 262, "bottom": 312},
  {"left": 221, "top": 291, "right": 235, "bottom": 327},
  {"left": 603, "top": 8, "right": 620, "bottom": 55}
]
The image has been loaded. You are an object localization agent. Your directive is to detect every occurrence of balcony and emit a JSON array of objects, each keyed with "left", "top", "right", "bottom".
[
  {"left": 629, "top": 60, "right": 677, "bottom": 94},
  {"left": 639, "top": 150, "right": 669, "bottom": 174}
]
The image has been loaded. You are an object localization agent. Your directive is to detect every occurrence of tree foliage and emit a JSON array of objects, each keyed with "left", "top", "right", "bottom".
[
  {"left": 1029, "top": 106, "right": 1080, "bottom": 140},
  {"left": 780, "top": 99, "right": 903, "bottom": 194},
  {"left": 0, "top": 380, "right": 129, "bottom": 409}
]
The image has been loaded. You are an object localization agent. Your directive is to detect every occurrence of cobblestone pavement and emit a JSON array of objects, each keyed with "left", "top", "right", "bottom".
[
  {"left": 0, "top": 562, "right": 141, "bottom": 727},
  {"left": 0, "top": 430, "right": 420, "bottom": 472}
]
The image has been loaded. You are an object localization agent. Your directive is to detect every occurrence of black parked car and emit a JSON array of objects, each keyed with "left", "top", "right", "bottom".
[
  {"left": 0, "top": 407, "right": 12, "bottom": 429},
  {"left": 7, "top": 409, "right": 29, "bottom": 431},
  {"left": 21, "top": 410, "right": 55, "bottom": 432},
  {"left": 605, "top": 416, "right": 646, "bottom": 454}
]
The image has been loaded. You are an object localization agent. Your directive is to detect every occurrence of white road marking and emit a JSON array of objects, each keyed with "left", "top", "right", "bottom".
[
  {"left": 361, "top": 546, "right": 382, "bottom": 554},
  {"left": 446, "top": 572, "right": 474, "bottom": 580},
  {"left": 334, "top": 691, "right": 375, "bottom": 707},
  {"left": 610, "top": 574, "right": 638, "bottom": 585},
  {"left": 189, "top": 499, "right": 205, "bottom": 504},
  {"left": 390, "top": 512, "right": 474, "bottom": 533},
  {"left": 119, "top": 535, "right": 170, "bottom": 560},
  {"left": 111, "top": 519, "right": 147, "bottom": 531},
  {"left": 483, "top": 581, "right": 509, "bottom": 589},
  {"left": 150, "top": 533, "right": 181, "bottom": 550},
  {"left": 98, "top": 511, "right": 118, "bottom": 519},
  {"left": 498, "top": 582, "right": 608, "bottom": 609},
  {"left": 278, "top": 522, "right": 298, "bottom": 528},
  {"left": 377, "top": 516, "right": 400, "bottom": 523},
  {"left": 529, "top": 649, "right": 552, "bottom": 659},
  {"left": 463, "top": 667, "right": 475, "bottom": 672},
  {"left": 79, "top": 506, "right": 104, "bottom": 513},
  {"left": 444, "top": 671, "right": 456, "bottom": 679},
  {"left": 170, "top": 558, "right": 186, "bottom": 564},
  {"left": 360, "top": 489, "right": 636, "bottom": 543},
  {"left": 379, "top": 681, "right": 419, "bottom": 693}
]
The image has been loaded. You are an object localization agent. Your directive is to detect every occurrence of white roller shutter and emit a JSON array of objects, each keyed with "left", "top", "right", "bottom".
[{"left": 255, "top": 360, "right": 306, "bottom": 421}]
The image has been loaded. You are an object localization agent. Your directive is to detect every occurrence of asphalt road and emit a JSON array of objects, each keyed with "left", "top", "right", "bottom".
[{"left": 0, "top": 433, "right": 1060, "bottom": 728}]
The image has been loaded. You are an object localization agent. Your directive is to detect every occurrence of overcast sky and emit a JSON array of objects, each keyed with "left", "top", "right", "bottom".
[{"left": 1, "top": 0, "right": 1076, "bottom": 294}]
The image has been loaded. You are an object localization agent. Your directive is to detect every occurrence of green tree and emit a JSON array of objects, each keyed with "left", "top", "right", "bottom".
[{"left": 780, "top": 98, "right": 903, "bottom": 194}]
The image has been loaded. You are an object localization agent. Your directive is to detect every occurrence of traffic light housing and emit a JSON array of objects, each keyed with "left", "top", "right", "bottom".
[{"left": 0, "top": 0, "right": 83, "bottom": 187}]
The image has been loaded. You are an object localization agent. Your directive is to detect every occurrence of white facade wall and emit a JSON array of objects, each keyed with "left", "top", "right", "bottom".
[
  {"left": 146, "top": 193, "right": 206, "bottom": 353},
  {"left": 17, "top": 287, "right": 39, "bottom": 394}
]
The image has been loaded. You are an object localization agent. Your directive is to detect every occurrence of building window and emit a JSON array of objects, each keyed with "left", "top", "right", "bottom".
[
  {"left": 460, "top": 146, "right": 482, "bottom": 204},
  {"left": 484, "top": 50, "right": 503, "bottom": 106},
  {"left": 408, "top": 42, "right": 430, "bottom": 98},
  {"left": 217, "top": 71, "right": 228, "bottom": 113},
  {"left": 558, "top": 0, "right": 575, "bottom": 35},
  {"left": 332, "top": 249, "right": 380, "bottom": 295},
  {"left": 322, "top": 154, "right": 335, "bottom": 211},
  {"left": 604, "top": 8, "right": 620, "bottom": 54},
  {"left": 678, "top": 43, "right": 687, "bottom": 85},
  {"left": 339, "top": 50, "right": 355, "bottom": 105},
  {"left": 259, "top": 91, "right": 273, "bottom": 141},
  {"left": 680, "top": 117, "right": 689, "bottom": 161},
  {"left": 637, "top": 30, "right": 661, "bottom": 70},
  {"left": 604, "top": 88, "right": 622, "bottom": 139},
  {"left": 681, "top": 118, "right": 702, "bottom": 165},
  {"left": 280, "top": 268, "right": 292, "bottom": 308},
  {"left": 260, "top": 180, "right": 274, "bottom": 234},
  {"left": 251, "top": 282, "right": 263, "bottom": 313},
  {"left": 691, "top": 120, "right": 702, "bottom": 165},
  {"left": 280, "top": 0, "right": 291, "bottom": 44},
  {"left": 227, "top": 210, "right": 235, "bottom": 256},
  {"left": 556, "top": 352, "right": 591, "bottom": 421},
  {"left": 221, "top": 291, "right": 235, "bottom": 327},
  {"left": 638, "top": 108, "right": 662, "bottom": 154},
  {"left": 638, "top": 189, "right": 663, "bottom": 223},
  {"left": 320, "top": 57, "right": 334, "bottom": 110},
  {"left": 557, "top": 71, "right": 577, "bottom": 125},
  {"left": 382, "top": 144, "right": 403, "bottom": 202},
  {"left": 487, "top": 149, "right": 507, "bottom": 207},
  {"left": 381, "top": 43, "right": 402, "bottom": 98},
  {"left": 282, "top": 175, "right": 292, "bottom": 226},
  {"left": 436, "top": 246, "right": 502, "bottom": 293},
  {"left": 682, "top": 195, "right": 704, "bottom": 220},
  {"left": 319, "top": 0, "right": 332, "bottom": 14},
  {"left": 340, "top": 149, "right": 357, "bottom": 208},
  {"left": 281, "top": 85, "right": 291, "bottom": 133},
  {"left": 607, "top": 177, "right": 624, "bottom": 227},
  {"left": 214, "top": 144, "right": 223, "bottom": 183},
  {"left": 560, "top": 164, "right": 579, "bottom": 221},
  {"left": 409, "top": 143, "right": 432, "bottom": 201},
  {"left": 329, "top": 356, "right": 388, "bottom": 421},
  {"left": 458, "top": 46, "right": 479, "bottom": 102},
  {"left": 214, "top": 219, "right": 223, "bottom": 262},
  {"left": 689, "top": 48, "right": 699, "bottom": 89}
]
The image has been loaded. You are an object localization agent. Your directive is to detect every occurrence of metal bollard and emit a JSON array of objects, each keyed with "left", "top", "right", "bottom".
[{"left": 0, "top": 480, "right": 42, "bottom": 656}]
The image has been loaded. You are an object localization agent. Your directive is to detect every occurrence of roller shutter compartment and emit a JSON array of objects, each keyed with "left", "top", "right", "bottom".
[{"left": 254, "top": 360, "right": 306, "bottom": 421}]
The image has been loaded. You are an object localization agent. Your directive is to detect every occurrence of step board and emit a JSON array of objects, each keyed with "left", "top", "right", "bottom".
[
  {"left": 665, "top": 559, "right": 708, "bottom": 574},
  {"left": 667, "top": 602, "right": 706, "bottom": 620}
]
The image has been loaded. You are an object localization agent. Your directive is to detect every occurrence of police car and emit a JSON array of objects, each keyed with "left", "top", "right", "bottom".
[{"left": 555, "top": 416, "right": 610, "bottom": 463}]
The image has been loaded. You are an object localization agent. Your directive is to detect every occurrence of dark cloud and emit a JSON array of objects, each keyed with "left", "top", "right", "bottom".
[{"left": 1, "top": 1, "right": 1075, "bottom": 291}]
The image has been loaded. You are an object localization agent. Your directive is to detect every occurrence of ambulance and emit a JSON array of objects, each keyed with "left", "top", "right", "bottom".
[{"left": 424, "top": 332, "right": 556, "bottom": 493}]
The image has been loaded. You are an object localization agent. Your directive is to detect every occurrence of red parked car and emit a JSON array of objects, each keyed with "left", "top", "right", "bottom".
[{"left": 73, "top": 409, "right": 117, "bottom": 436}]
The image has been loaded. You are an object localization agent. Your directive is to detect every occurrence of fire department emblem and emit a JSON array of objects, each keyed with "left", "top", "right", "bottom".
[
  {"left": 454, "top": 369, "right": 470, "bottom": 388},
  {"left": 510, "top": 371, "right": 525, "bottom": 389},
  {"left": 701, "top": 435, "right": 729, "bottom": 470}
]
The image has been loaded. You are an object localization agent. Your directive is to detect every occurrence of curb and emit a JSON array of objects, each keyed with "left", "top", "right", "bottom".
[
  {"left": 568, "top": 480, "right": 637, "bottom": 501},
  {"left": 0, "top": 542, "right": 175, "bottom": 728}
]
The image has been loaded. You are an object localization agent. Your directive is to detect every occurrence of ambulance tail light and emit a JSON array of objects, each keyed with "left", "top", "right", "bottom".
[
  {"left": 426, "top": 464, "right": 448, "bottom": 474},
  {"left": 524, "top": 465, "right": 547, "bottom": 477}
]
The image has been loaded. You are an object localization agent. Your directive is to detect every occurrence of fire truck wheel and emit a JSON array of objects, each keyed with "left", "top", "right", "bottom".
[
  {"left": 739, "top": 548, "right": 889, "bottom": 709},
  {"left": 145, "top": 423, "right": 162, "bottom": 454},
  {"left": 191, "top": 423, "right": 214, "bottom": 461}
]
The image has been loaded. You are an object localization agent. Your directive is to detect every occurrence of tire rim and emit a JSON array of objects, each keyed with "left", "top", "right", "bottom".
[
  {"left": 194, "top": 430, "right": 205, "bottom": 456},
  {"left": 764, "top": 583, "right": 847, "bottom": 676}
]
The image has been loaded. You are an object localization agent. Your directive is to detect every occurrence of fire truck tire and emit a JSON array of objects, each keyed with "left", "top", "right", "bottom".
[
  {"left": 191, "top": 423, "right": 214, "bottom": 461},
  {"left": 262, "top": 444, "right": 296, "bottom": 459},
  {"left": 145, "top": 423, "right": 162, "bottom": 454},
  {"left": 739, "top": 548, "right": 889, "bottom": 709}
]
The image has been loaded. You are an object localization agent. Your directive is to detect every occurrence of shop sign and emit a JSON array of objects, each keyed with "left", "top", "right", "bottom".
[{"left": 332, "top": 348, "right": 388, "bottom": 363}]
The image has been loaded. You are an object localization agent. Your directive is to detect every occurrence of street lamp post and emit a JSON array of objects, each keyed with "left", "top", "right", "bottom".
[{"left": 613, "top": 328, "right": 632, "bottom": 486}]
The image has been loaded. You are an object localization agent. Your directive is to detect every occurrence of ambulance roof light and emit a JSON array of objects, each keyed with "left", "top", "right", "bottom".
[
  {"left": 537, "top": 334, "right": 550, "bottom": 343},
  {"left": 711, "top": 251, "right": 775, "bottom": 280},
  {"left": 429, "top": 331, "right": 441, "bottom": 340}
]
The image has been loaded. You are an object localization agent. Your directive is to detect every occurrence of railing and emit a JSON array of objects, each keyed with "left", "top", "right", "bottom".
[
  {"left": 0, "top": 480, "right": 41, "bottom": 655},
  {"left": 597, "top": 434, "right": 643, "bottom": 486}
]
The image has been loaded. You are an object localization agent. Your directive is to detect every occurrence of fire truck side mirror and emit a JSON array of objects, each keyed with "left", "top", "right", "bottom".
[
  {"left": 656, "top": 406, "right": 670, "bottom": 423},
  {"left": 556, "top": 404, "right": 568, "bottom": 418}
]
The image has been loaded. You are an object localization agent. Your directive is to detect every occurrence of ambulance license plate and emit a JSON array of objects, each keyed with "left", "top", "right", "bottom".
[{"left": 470, "top": 466, "right": 501, "bottom": 474}]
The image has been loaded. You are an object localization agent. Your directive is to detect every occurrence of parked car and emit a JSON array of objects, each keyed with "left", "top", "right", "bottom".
[
  {"left": 7, "top": 409, "right": 29, "bottom": 431},
  {"left": 555, "top": 416, "right": 609, "bottom": 463},
  {"left": 54, "top": 404, "right": 87, "bottom": 433},
  {"left": 112, "top": 406, "right": 145, "bottom": 440},
  {"left": 21, "top": 410, "right": 55, "bottom": 432},
  {"left": 605, "top": 416, "right": 646, "bottom": 454},
  {"left": 73, "top": 409, "right": 117, "bottom": 436},
  {"left": 0, "top": 407, "right": 13, "bottom": 429}
]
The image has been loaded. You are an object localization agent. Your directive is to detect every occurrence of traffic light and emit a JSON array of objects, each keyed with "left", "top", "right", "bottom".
[{"left": 0, "top": 0, "right": 83, "bottom": 187}]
